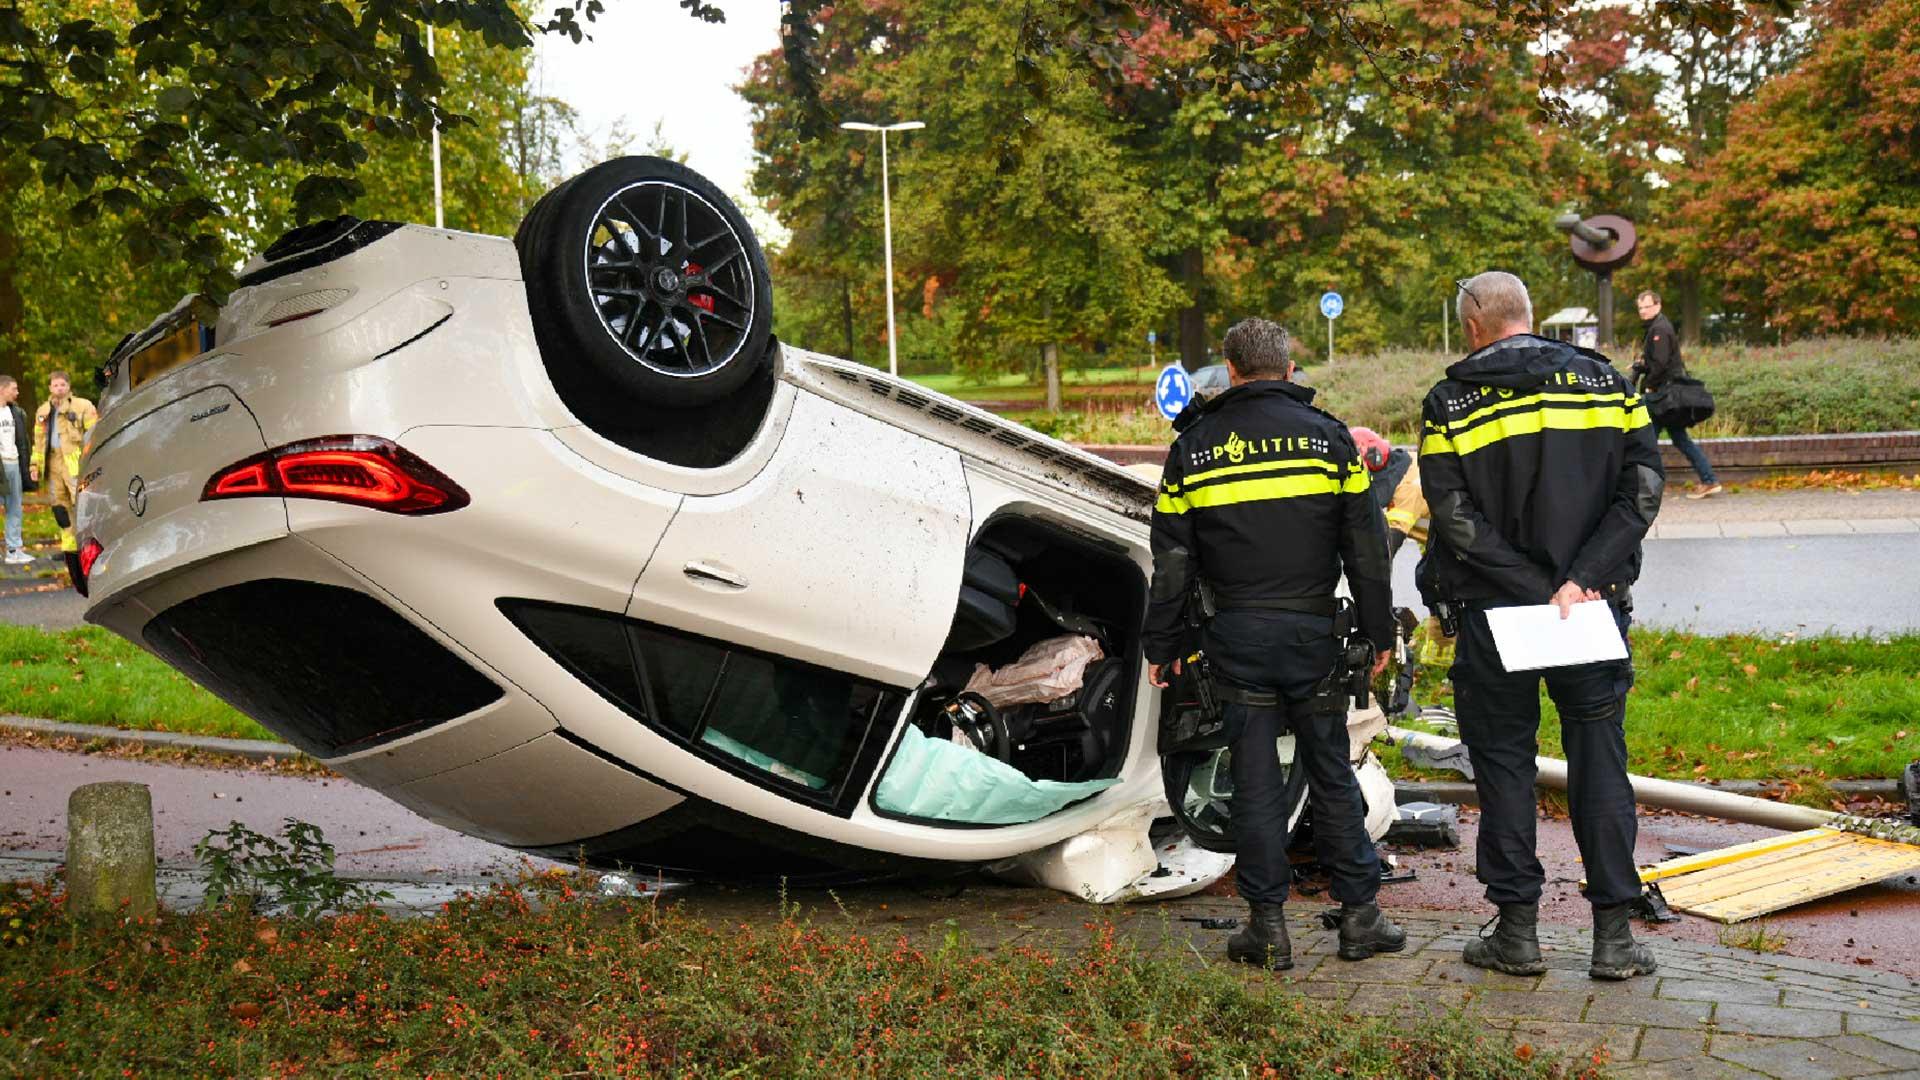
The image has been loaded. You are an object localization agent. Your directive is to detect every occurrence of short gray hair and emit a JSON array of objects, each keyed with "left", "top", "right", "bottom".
[
  {"left": 0, "top": 376, "right": 14, "bottom": 392},
  {"left": 1457, "top": 271, "right": 1532, "bottom": 331},
  {"left": 1221, "top": 318, "right": 1292, "bottom": 377}
]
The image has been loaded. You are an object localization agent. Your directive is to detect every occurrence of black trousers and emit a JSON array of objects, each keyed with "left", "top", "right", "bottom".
[
  {"left": 1205, "top": 610, "right": 1381, "bottom": 906},
  {"left": 1451, "top": 603, "right": 1641, "bottom": 908}
]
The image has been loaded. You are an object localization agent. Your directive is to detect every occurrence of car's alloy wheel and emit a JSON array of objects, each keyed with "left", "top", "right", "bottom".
[
  {"left": 518, "top": 156, "right": 774, "bottom": 409},
  {"left": 584, "top": 181, "right": 758, "bottom": 380}
]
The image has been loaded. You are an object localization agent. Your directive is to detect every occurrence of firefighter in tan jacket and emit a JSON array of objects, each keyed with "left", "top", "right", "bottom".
[{"left": 31, "top": 371, "right": 98, "bottom": 575}]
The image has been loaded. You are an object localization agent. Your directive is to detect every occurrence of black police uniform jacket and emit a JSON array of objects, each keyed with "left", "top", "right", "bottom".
[
  {"left": 1144, "top": 379, "right": 1395, "bottom": 665},
  {"left": 1415, "top": 334, "right": 1665, "bottom": 607}
]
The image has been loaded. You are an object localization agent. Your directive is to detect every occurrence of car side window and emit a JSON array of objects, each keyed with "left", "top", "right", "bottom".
[{"left": 503, "top": 601, "right": 902, "bottom": 808}]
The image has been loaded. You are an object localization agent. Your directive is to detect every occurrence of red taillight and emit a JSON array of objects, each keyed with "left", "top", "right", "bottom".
[
  {"left": 78, "top": 538, "right": 104, "bottom": 578},
  {"left": 203, "top": 436, "right": 469, "bottom": 515}
]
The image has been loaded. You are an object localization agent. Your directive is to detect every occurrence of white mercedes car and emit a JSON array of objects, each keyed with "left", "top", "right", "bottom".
[{"left": 77, "top": 157, "right": 1397, "bottom": 901}]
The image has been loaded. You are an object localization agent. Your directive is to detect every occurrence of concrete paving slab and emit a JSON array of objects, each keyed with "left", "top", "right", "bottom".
[
  {"left": 1823, "top": 1033, "right": 1920, "bottom": 1071},
  {"left": 1635, "top": 1026, "right": 1713, "bottom": 1062},
  {"left": 1713, "top": 1002, "right": 1847, "bottom": 1038},
  {"left": 1718, "top": 520, "right": 1790, "bottom": 538},
  {"left": 1873, "top": 1027, "right": 1920, "bottom": 1054},
  {"left": 1651, "top": 522, "right": 1726, "bottom": 539},
  {"left": 1709, "top": 1035, "right": 1887, "bottom": 1080},
  {"left": 1663, "top": 979, "right": 1785, "bottom": 1006},
  {"left": 1503, "top": 1019, "right": 1640, "bottom": 1063},
  {"left": 1782, "top": 519, "right": 1857, "bottom": 536},
  {"left": 1849, "top": 518, "right": 1920, "bottom": 534}
]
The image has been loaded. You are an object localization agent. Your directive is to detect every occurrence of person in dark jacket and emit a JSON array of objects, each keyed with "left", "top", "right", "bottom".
[
  {"left": 1418, "top": 271, "right": 1664, "bottom": 982},
  {"left": 1632, "top": 291, "right": 1721, "bottom": 498},
  {"left": 1145, "top": 317, "right": 1403, "bottom": 971}
]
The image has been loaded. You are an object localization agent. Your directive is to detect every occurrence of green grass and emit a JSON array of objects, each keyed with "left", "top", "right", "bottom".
[
  {"left": 1386, "top": 628, "right": 1920, "bottom": 793},
  {"left": 0, "top": 624, "right": 268, "bottom": 740},
  {"left": 0, "top": 877, "right": 1579, "bottom": 1079}
]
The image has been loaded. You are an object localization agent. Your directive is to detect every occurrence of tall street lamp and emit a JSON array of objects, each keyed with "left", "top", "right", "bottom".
[{"left": 840, "top": 120, "right": 924, "bottom": 378}]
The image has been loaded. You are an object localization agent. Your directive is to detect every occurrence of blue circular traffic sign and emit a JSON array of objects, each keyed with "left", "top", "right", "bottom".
[
  {"left": 1320, "top": 291, "right": 1344, "bottom": 319},
  {"left": 1153, "top": 364, "right": 1194, "bottom": 421}
]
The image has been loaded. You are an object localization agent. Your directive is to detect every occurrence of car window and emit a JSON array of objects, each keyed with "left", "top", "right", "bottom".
[{"left": 502, "top": 601, "right": 902, "bottom": 807}]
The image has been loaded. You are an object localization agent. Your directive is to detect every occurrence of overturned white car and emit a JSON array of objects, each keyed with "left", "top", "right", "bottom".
[{"left": 76, "top": 157, "right": 1400, "bottom": 901}]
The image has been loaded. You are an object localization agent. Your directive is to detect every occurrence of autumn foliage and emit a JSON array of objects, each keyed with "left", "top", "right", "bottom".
[{"left": 1679, "top": 0, "right": 1920, "bottom": 335}]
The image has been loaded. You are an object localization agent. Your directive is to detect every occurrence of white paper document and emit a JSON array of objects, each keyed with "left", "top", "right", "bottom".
[{"left": 1483, "top": 602, "right": 1629, "bottom": 672}]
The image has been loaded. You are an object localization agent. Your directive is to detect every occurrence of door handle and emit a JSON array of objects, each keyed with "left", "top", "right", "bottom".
[{"left": 683, "top": 561, "right": 747, "bottom": 590}]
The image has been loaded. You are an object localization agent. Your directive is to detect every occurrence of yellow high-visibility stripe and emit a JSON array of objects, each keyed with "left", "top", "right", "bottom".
[
  {"left": 1436, "top": 390, "right": 1630, "bottom": 434},
  {"left": 1342, "top": 469, "right": 1371, "bottom": 494},
  {"left": 1182, "top": 456, "right": 1342, "bottom": 487},
  {"left": 1421, "top": 428, "right": 1457, "bottom": 456},
  {"left": 1178, "top": 472, "right": 1346, "bottom": 509},
  {"left": 1385, "top": 506, "right": 1418, "bottom": 531},
  {"left": 1449, "top": 404, "right": 1635, "bottom": 456},
  {"left": 1156, "top": 491, "right": 1190, "bottom": 514}
]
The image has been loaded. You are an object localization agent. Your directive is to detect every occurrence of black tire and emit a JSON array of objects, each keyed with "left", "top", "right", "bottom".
[{"left": 518, "top": 156, "right": 773, "bottom": 409}]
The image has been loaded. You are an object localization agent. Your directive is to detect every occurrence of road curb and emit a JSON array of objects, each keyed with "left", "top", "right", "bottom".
[
  {"left": 1393, "top": 777, "right": 1905, "bottom": 807},
  {"left": 1, "top": 716, "right": 302, "bottom": 763}
]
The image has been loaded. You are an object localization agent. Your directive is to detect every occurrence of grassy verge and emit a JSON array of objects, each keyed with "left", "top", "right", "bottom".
[
  {"left": 909, "top": 367, "right": 1157, "bottom": 402},
  {"left": 0, "top": 623, "right": 268, "bottom": 740},
  {"left": 0, "top": 878, "right": 1582, "bottom": 1079},
  {"left": 1384, "top": 628, "right": 1920, "bottom": 794}
]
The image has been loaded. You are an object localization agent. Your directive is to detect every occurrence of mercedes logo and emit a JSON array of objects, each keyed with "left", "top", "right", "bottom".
[{"left": 127, "top": 475, "right": 147, "bottom": 517}]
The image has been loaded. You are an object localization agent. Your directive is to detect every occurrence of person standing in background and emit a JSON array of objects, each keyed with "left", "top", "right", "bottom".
[
  {"left": 0, "top": 377, "right": 32, "bottom": 565},
  {"left": 1633, "top": 292, "right": 1721, "bottom": 499}
]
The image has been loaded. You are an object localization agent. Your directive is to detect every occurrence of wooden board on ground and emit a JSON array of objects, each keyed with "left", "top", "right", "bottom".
[{"left": 1635, "top": 827, "right": 1920, "bottom": 924}]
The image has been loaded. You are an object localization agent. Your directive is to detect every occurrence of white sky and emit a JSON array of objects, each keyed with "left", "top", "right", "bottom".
[{"left": 532, "top": 0, "right": 787, "bottom": 234}]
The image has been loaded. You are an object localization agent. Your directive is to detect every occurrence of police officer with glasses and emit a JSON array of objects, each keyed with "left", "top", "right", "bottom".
[
  {"left": 1145, "top": 317, "right": 1403, "bottom": 970},
  {"left": 1417, "top": 271, "right": 1664, "bottom": 981}
]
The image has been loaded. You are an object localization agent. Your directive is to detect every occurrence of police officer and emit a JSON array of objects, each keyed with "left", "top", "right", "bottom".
[
  {"left": 1145, "top": 317, "right": 1403, "bottom": 970},
  {"left": 1417, "top": 271, "right": 1664, "bottom": 981}
]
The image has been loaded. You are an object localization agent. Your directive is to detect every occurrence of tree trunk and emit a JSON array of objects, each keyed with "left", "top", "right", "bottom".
[
  {"left": 1678, "top": 271, "right": 1704, "bottom": 345},
  {"left": 1177, "top": 246, "right": 1207, "bottom": 372},
  {"left": 0, "top": 174, "right": 27, "bottom": 420},
  {"left": 840, "top": 277, "right": 857, "bottom": 363}
]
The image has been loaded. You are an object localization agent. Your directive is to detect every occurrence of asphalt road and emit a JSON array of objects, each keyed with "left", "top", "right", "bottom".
[{"left": 1392, "top": 533, "right": 1920, "bottom": 636}]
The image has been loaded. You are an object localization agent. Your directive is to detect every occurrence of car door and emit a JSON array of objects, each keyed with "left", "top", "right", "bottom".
[{"left": 630, "top": 387, "right": 972, "bottom": 690}]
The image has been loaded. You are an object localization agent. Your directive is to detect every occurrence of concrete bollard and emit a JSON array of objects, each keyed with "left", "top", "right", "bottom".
[{"left": 65, "top": 781, "right": 158, "bottom": 920}]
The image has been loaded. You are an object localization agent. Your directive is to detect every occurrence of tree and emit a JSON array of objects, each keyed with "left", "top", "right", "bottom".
[
  {"left": 1680, "top": 0, "right": 1920, "bottom": 335},
  {"left": 0, "top": 0, "right": 550, "bottom": 412},
  {"left": 1557, "top": 1, "right": 1813, "bottom": 340}
]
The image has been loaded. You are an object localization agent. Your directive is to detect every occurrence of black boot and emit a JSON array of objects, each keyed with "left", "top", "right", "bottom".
[
  {"left": 1336, "top": 902, "right": 1407, "bottom": 961},
  {"left": 1589, "top": 902, "right": 1658, "bottom": 981},
  {"left": 1463, "top": 902, "right": 1547, "bottom": 976},
  {"left": 1226, "top": 902, "right": 1293, "bottom": 970}
]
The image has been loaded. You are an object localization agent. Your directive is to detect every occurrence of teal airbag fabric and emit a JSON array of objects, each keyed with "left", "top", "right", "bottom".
[{"left": 875, "top": 725, "right": 1117, "bottom": 824}]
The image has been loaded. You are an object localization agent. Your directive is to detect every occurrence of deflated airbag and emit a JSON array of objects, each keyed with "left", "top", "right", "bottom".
[{"left": 875, "top": 725, "right": 1116, "bottom": 824}]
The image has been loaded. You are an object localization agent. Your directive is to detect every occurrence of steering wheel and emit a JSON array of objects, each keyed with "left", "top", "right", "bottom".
[{"left": 945, "top": 691, "right": 1011, "bottom": 761}]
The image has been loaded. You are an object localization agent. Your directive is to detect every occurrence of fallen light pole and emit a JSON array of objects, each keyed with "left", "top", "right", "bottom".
[
  {"left": 1388, "top": 725, "right": 1838, "bottom": 831},
  {"left": 1553, "top": 211, "right": 1639, "bottom": 348}
]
